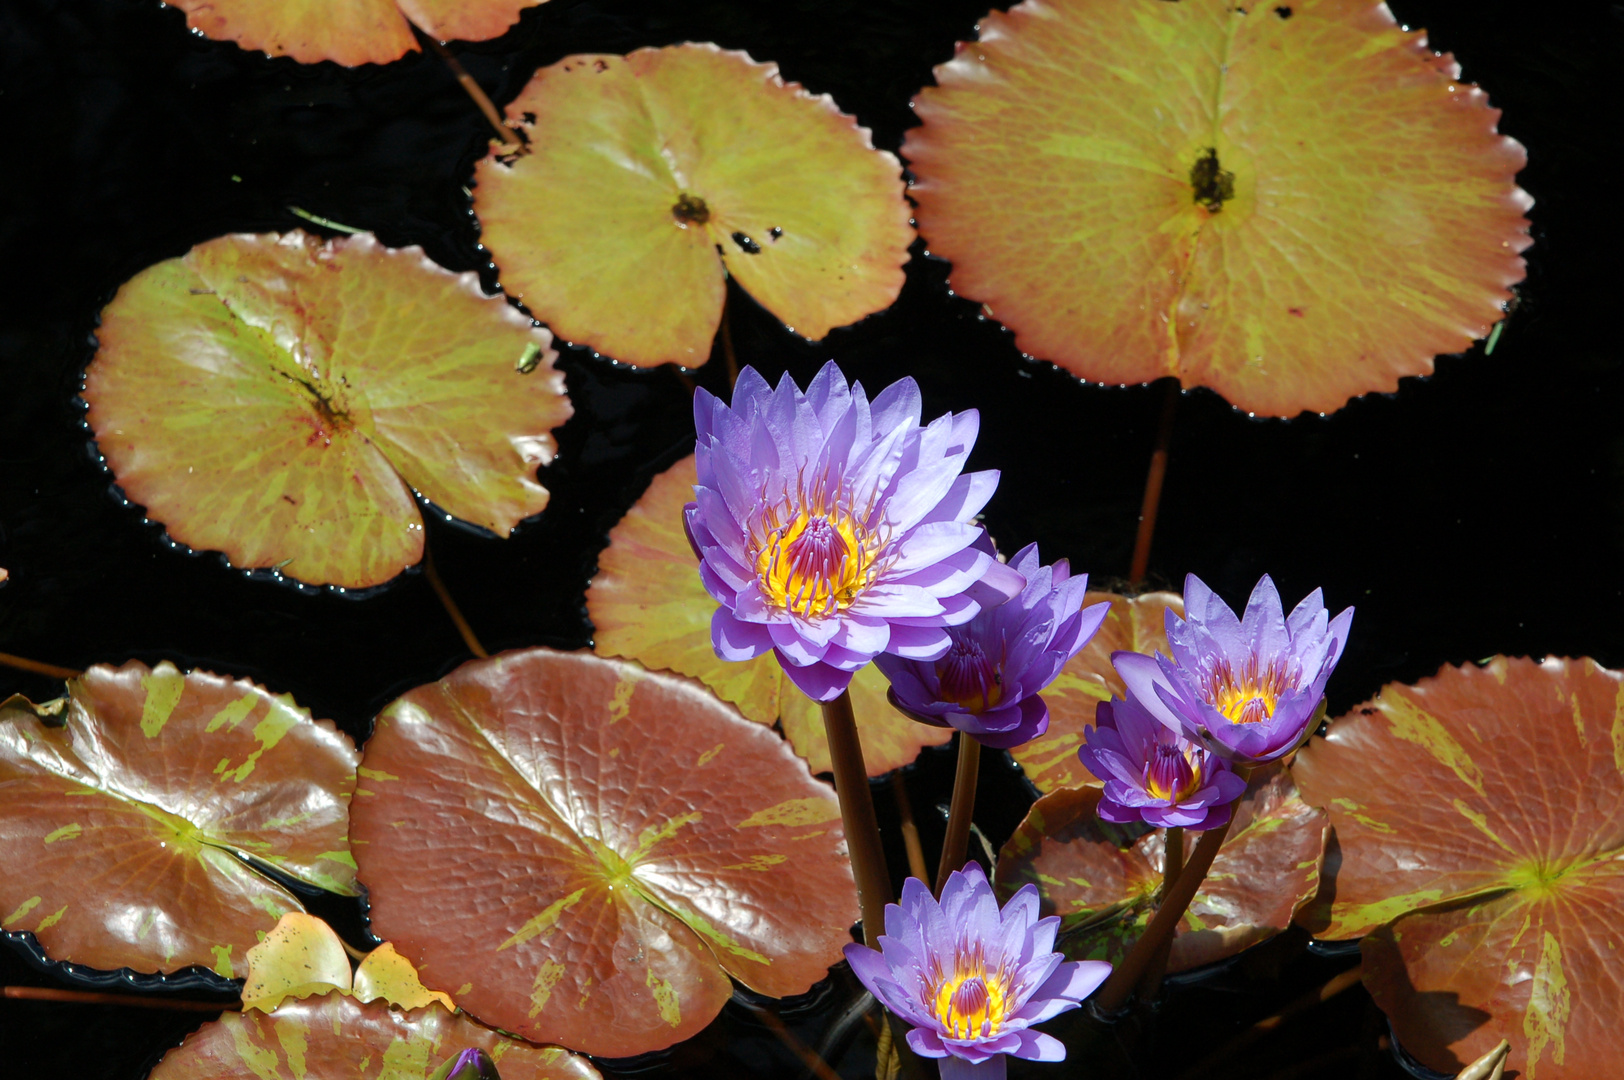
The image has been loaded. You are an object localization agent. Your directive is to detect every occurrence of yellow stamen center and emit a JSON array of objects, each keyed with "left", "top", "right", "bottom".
[
  {"left": 752, "top": 484, "right": 879, "bottom": 618},
  {"left": 931, "top": 969, "right": 1012, "bottom": 1041},
  {"left": 1206, "top": 656, "right": 1292, "bottom": 725}
]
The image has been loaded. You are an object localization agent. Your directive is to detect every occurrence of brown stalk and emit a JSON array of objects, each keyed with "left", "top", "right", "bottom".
[
  {"left": 933, "top": 733, "right": 981, "bottom": 896},
  {"left": 820, "top": 689, "right": 893, "bottom": 947},
  {"left": 423, "top": 545, "right": 488, "bottom": 659},
  {"left": 1093, "top": 814, "right": 1231, "bottom": 1012},
  {"left": 1129, "top": 378, "right": 1180, "bottom": 586},
  {"left": 890, "top": 769, "right": 930, "bottom": 883},
  {"left": 719, "top": 291, "right": 741, "bottom": 389},
  {"left": 420, "top": 35, "right": 523, "bottom": 153},
  {"left": 0, "top": 652, "right": 80, "bottom": 681},
  {"left": 3, "top": 986, "right": 239, "bottom": 1013}
]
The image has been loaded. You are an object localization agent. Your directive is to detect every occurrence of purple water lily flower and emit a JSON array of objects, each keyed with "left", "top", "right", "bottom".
[
  {"left": 844, "top": 863, "right": 1110, "bottom": 1079},
  {"left": 684, "top": 363, "right": 1023, "bottom": 702},
  {"left": 1114, "top": 574, "right": 1353, "bottom": 764},
  {"left": 876, "top": 540, "right": 1110, "bottom": 749},
  {"left": 1078, "top": 695, "right": 1247, "bottom": 829}
]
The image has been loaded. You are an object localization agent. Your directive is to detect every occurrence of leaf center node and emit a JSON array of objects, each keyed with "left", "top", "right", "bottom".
[
  {"left": 672, "top": 193, "right": 711, "bottom": 227},
  {"left": 1190, "top": 148, "right": 1236, "bottom": 213}
]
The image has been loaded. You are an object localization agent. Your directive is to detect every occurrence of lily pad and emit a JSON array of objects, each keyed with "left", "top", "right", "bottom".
[
  {"left": 242, "top": 912, "right": 456, "bottom": 1012},
  {"left": 349, "top": 647, "right": 859, "bottom": 1057},
  {"left": 1008, "top": 590, "right": 1183, "bottom": 794},
  {"left": 1293, "top": 656, "right": 1624, "bottom": 1079},
  {"left": 83, "top": 230, "right": 570, "bottom": 589},
  {"left": 148, "top": 993, "right": 599, "bottom": 1080},
  {"left": 473, "top": 44, "right": 913, "bottom": 367},
  {"left": 165, "top": 0, "right": 545, "bottom": 67},
  {"left": 0, "top": 661, "right": 358, "bottom": 977},
  {"left": 587, "top": 455, "right": 951, "bottom": 775},
  {"left": 994, "top": 767, "right": 1326, "bottom": 972},
  {"left": 903, "top": 0, "right": 1531, "bottom": 416}
]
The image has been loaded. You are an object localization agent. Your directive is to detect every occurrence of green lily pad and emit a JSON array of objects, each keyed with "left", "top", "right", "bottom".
[
  {"left": 473, "top": 44, "right": 914, "bottom": 367},
  {"left": 0, "top": 661, "right": 358, "bottom": 977},
  {"left": 148, "top": 992, "right": 599, "bottom": 1080},
  {"left": 165, "top": 0, "right": 546, "bottom": 67},
  {"left": 586, "top": 455, "right": 951, "bottom": 775},
  {"left": 349, "top": 647, "right": 859, "bottom": 1057},
  {"left": 994, "top": 767, "right": 1326, "bottom": 972},
  {"left": 1294, "top": 656, "right": 1624, "bottom": 1079},
  {"left": 1008, "top": 589, "right": 1183, "bottom": 795},
  {"left": 83, "top": 230, "right": 571, "bottom": 589}
]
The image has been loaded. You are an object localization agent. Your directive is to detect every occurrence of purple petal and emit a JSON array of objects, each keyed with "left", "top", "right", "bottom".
[
  {"left": 939, "top": 1053, "right": 1006, "bottom": 1080},
  {"left": 1009, "top": 1029, "right": 1067, "bottom": 1063},
  {"left": 711, "top": 609, "right": 773, "bottom": 662},
  {"left": 776, "top": 654, "right": 851, "bottom": 702}
]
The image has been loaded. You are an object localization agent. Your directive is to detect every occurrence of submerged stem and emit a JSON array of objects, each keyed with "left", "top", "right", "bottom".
[
  {"left": 819, "top": 689, "right": 892, "bottom": 947},
  {"left": 1094, "top": 815, "right": 1231, "bottom": 1012},
  {"left": 423, "top": 545, "right": 487, "bottom": 659},
  {"left": 933, "top": 733, "right": 981, "bottom": 897}
]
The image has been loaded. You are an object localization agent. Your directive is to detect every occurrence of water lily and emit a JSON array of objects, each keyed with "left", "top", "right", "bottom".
[
  {"left": 843, "top": 863, "right": 1111, "bottom": 1079},
  {"left": 1078, "top": 694, "right": 1247, "bottom": 829},
  {"left": 877, "top": 539, "right": 1109, "bottom": 749},
  {"left": 684, "top": 362, "right": 1022, "bottom": 702},
  {"left": 1114, "top": 574, "right": 1353, "bottom": 764}
]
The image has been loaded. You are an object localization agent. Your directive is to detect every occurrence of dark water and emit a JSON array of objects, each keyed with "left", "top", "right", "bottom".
[{"left": 1, "top": 0, "right": 1620, "bottom": 1077}]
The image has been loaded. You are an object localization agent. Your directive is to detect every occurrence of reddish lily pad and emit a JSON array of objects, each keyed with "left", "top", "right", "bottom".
[
  {"left": 1293, "top": 656, "right": 1624, "bottom": 1079},
  {"left": 1008, "top": 590, "right": 1182, "bottom": 794},
  {"left": 994, "top": 767, "right": 1326, "bottom": 972},
  {"left": 165, "top": 0, "right": 545, "bottom": 67},
  {"left": 84, "top": 230, "right": 570, "bottom": 589},
  {"left": 474, "top": 44, "right": 913, "bottom": 367},
  {"left": 586, "top": 455, "right": 951, "bottom": 775},
  {"left": 349, "top": 647, "right": 859, "bottom": 1057},
  {"left": 148, "top": 993, "right": 599, "bottom": 1080},
  {"left": 904, "top": 0, "right": 1531, "bottom": 416},
  {"left": 0, "top": 661, "right": 358, "bottom": 977}
]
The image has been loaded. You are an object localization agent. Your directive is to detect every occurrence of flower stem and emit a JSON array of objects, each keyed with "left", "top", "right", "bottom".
[
  {"left": 1129, "top": 377, "right": 1180, "bottom": 586},
  {"left": 933, "top": 733, "right": 981, "bottom": 897},
  {"left": 820, "top": 689, "right": 893, "bottom": 947},
  {"left": 1093, "top": 815, "right": 1231, "bottom": 1012},
  {"left": 890, "top": 769, "right": 930, "bottom": 883},
  {"left": 1136, "top": 825, "right": 1184, "bottom": 1000}
]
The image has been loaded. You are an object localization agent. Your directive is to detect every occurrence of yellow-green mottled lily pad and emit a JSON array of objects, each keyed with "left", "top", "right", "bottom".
[
  {"left": 148, "top": 993, "right": 598, "bottom": 1080},
  {"left": 0, "top": 661, "right": 358, "bottom": 977},
  {"left": 83, "top": 230, "right": 571, "bottom": 589},
  {"left": 165, "top": 0, "right": 546, "bottom": 67},
  {"left": 587, "top": 455, "right": 951, "bottom": 774},
  {"left": 994, "top": 767, "right": 1326, "bottom": 973},
  {"left": 349, "top": 647, "right": 859, "bottom": 1057},
  {"left": 1294, "top": 656, "right": 1624, "bottom": 1079},
  {"left": 474, "top": 44, "right": 914, "bottom": 367}
]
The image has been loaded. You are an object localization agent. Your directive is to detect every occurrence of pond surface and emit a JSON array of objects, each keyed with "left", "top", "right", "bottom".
[{"left": 1, "top": 0, "right": 1620, "bottom": 1077}]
